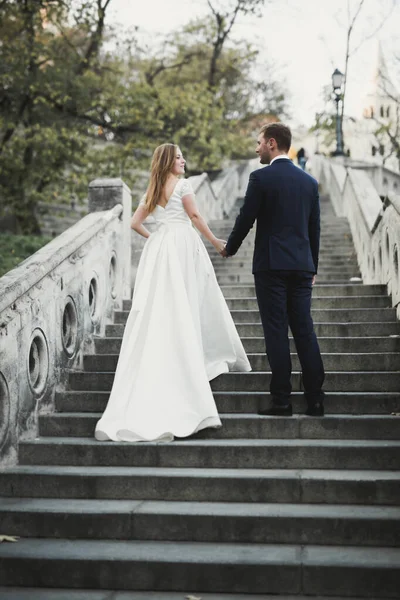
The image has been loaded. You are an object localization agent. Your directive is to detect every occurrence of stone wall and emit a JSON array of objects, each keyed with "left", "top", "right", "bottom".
[
  {"left": 0, "top": 179, "right": 131, "bottom": 466},
  {"left": 311, "top": 155, "right": 400, "bottom": 319},
  {"left": 349, "top": 163, "right": 400, "bottom": 198}
]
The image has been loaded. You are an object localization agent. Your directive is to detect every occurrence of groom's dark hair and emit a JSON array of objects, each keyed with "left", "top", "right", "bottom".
[{"left": 260, "top": 123, "right": 291, "bottom": 152}]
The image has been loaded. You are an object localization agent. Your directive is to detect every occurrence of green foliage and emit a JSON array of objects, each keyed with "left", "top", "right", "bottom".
[
  {"left": 0, "top": 0, "right": 287, "bottom": 234},
  {"left": 0, "top": 233, "right": 52, "bottom": 277},
  {"left": 310, "top": 111, "right": 336, "bottom": 151}
]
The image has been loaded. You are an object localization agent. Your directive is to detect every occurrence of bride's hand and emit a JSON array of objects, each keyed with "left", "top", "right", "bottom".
[{"left": 213, "top": 238, "right": 227, "bottom": 254}]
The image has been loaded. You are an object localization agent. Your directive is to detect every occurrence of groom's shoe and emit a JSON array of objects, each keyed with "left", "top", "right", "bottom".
[
  {"left": 305, "top": 402, "right": 324, "bottom": 417},
  {"left": 258, "top": 404, "right": 293, "bottom": 417}
]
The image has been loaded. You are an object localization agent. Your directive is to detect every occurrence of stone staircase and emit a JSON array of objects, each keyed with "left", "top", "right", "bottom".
[{"left": 1, "top": 195, "right": 400, "bottom": 598}]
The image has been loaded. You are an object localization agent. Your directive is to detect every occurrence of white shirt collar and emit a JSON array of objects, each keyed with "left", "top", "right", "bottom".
[{"left": 270, "top": 154, "right": 290, "bottom": 165}]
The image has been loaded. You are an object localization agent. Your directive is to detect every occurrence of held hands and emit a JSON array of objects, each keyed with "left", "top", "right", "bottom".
[{"left": 213, "top": 238, "right": 228, "bottom": 256}]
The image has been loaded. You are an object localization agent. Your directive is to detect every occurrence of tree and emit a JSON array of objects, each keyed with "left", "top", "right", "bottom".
[
  {"left": 205, "top": 0, "right": 265, "bottom": 89},
  {"left": 338, "top": 0, "right": 397, "bottom": 144},
  {"left": 0, "top": 0, "right": 117, "bottom": 233},
  {"left": 0, "top": 0, "right": 287, "bottom": 233},
  {"left": 312, "top": 0, "right": 398, "bottom": 152}
]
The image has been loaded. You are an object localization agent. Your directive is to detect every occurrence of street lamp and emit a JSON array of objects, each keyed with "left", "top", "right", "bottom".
[{"left": 331, "top": 68, "right": 344, "bottom": 156}]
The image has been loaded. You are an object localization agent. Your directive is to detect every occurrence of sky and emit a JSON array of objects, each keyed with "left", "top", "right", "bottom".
[{"left": 105, "top": 0, "right": 400, "bottom": 128}]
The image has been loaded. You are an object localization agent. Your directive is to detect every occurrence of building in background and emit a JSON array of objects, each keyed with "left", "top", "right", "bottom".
[{"left": 296, "top": 43, "right": 399, "bottom": 179}]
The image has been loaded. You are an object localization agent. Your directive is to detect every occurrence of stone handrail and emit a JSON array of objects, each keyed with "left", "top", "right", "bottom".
[
  {"left": 311, "top": 155, "right": 400, "bottom": 318},
  {"left": 189, "top": 173, "right": 222, "bottom": 220},
  {"left": 212, "top": 166, "right": 240, "bottom": 218},
  {"left": 0, "top": 179, "right": 132, "bottom": 466}
]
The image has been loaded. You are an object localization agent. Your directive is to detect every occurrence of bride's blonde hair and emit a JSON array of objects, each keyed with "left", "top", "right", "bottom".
[{"left": 144, "top": 143, "right": 178, "bottom": 213}]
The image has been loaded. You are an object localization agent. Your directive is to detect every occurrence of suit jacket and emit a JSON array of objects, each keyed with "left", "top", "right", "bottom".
[{"left": 225, "top": 158, "right": 320, "bottom": 274}]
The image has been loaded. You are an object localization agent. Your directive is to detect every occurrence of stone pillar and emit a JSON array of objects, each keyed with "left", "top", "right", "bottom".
[{"left": 88, "top": 178, "right": 132, "bottom": 301}]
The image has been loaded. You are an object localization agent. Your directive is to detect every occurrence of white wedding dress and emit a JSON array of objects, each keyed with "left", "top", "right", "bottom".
[{"left": 95, "top": 178, "right": 251, "bottom": 442}]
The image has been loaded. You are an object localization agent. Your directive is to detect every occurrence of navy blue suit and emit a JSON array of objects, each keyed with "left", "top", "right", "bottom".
[{"left": 225, "top": 158, "right": 325, "bottom": 407}]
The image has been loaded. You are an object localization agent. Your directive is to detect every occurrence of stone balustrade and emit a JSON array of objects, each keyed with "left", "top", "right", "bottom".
[
  {"left": 0, "top": 179, "right": 131, "bottom": 466},
  {"left": 311, "top": 155, "right": 400, "bottom": 318},
  {"left": 0, "top": 163, "right": 254, "bottom": 465}
]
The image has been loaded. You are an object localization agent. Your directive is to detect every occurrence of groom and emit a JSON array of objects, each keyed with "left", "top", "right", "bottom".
[{"left": 221, "top": 123, "right": 325, "bottom": 416}]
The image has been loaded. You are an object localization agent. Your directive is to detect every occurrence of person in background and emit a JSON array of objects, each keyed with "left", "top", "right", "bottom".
[{"left": 297, "top": 147, "right": 308, "bottom": 170}]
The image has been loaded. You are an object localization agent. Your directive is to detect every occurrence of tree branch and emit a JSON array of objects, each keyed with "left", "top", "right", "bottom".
[
  {"left": 145, "top": 53, "right": 199, "bottom": 86},
  {"left": 75, "top": 0, "right": 112, "bottom": 76},
  {"left": 340, "top": 0, "right": 366, "bottom": 144},
  {"left": 351, "top": 0, "right": 396, "bottom": 56},
  {"left": 41, "top": 92, "right": 146, "bottom": 137}
]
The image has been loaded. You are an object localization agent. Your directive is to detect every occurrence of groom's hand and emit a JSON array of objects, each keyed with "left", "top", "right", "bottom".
[
  {"left": 312, "top": 275, "right": 316, "bottom": 285},
  {"left": 220, "top": 247, "right": 229, "bottom": 258}
]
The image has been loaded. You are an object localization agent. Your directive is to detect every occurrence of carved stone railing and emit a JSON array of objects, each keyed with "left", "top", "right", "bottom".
[
  {"left": 311, "top": 155, "right": 400, "bottom": 318},
  {"left": 0, "top": 179, "right": 132, "bottom": 466},
  {"left": 0, "top": 161, "right": 256, "bottom": 465}
]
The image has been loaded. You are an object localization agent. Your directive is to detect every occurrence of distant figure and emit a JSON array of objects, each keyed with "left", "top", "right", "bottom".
[{"left": 297, "top": 147, "right": 308, "bottom": 170}]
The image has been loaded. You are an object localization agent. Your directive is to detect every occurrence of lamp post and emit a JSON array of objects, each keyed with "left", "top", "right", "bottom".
[{"left": 331, "top": 68, "right": 344, "bottom": 156}]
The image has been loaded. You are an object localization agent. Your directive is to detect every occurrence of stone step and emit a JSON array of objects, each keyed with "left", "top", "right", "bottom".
[
  {"left": 212, "top": 263, "right": 360, "bottom": 272},
  {"left": 212, "top": 254, "right": 358, "bottom": 263},
  {"left": 228, "top": 296, "right": 390, "bottom": 309},
  {"left": 2, "top": 498, "right": 399, "bottom": 547},
  {"left": 210, "top": 371, "right": 400, "bottom": 392},
  {"left": 209, "top": 246, "right": 357, "bottom": 254},
  {"left": 121, "top": 285, "right": 388, "bottom": 310},
  {"left": 212, "top": 254, "right": 357, "bottom": 261},
  {"left": 234, "top": 322, "right": 400, "bottom": 338},
  {"left": 213, "top": 261, "right": 360, "bottom": 269},
  {"left": 209, "top": 243, "right": 357, "bottom": 253},
  {"left": 0, "top": 538, "right": 398, "bottom": 596},
  {"left": 231, "top": 308, "right": 395, "bottom": 324},
  {"left": 38, "top": 413, "right": 400, "bottom": 441},
  {"left": 0, "top": 591, "right": 389, "bottom": 600},
  {"left": 211, "top": 253, "right": 357, "bottom": 263},
  {"left": 106, "top": 321, "right": 400, "bottom": 338},
  {"left": 82, "top": 352, "right": 400, "bottom": 372},
  {"left": 212, "top": 220, "right": 349, "bottom": 226},
  {"left": 95, "top": 335, "right": 400, "bottom": 355},
  {"left": 122, "top": 294, "right": 392, "bottom": 312},
  {"left": 18, "top": 438, "right": 400, "bottom": 470},
  {"left": 212, "top": 264, "right": 359, "bottom": 271},
  {"left": 1, "top": 465, "right": 399, "bottom": 504},
  {"left": 218, "top": 284, "right": 387, "bottom": 297},
  {"left": 211, "top": 235, "right": 355, "bottom": 242},
  {"left": 216, "top": 272, "right": 362, "bottom": 280},
  {"left": 55, "top": 390, "right": 400, "bottom": 415},
  {"left": 67, "top": 370, "right": 400, "bottom": 392},
  {"left": 206, "top": 233, "right": 354, "bottom": 240},
  {"left": 113, "top": 308, "right": 396, "bottom": 325},
  {"left": 216, "top": 276, "right": 361, "bottom": 285}
]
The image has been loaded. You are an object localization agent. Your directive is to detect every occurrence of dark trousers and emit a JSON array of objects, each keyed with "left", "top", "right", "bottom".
[{"left": 254, "top": 270, "right": 325, "bottom": 407}]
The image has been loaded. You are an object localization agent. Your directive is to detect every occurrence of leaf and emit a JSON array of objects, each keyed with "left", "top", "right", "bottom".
[{"left": 0, "top": 535, "right": 20, "bottom": 543}]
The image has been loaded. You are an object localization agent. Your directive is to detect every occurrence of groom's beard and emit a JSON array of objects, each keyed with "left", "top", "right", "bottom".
[{"left": 260, "top": 153, "right": 271, "bottom": 165}]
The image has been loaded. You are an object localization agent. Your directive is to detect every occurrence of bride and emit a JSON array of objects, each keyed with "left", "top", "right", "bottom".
[{"left": 95, "top": 143, "right": 251, "bottom": 443}]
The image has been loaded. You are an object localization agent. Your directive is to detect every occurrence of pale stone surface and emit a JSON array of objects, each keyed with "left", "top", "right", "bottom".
[
  {"left": 0, "top": 184, "right": 131, "bottom": 467},
  {"left": 312, "top": 154, "right": 400, "bottom": 319}
]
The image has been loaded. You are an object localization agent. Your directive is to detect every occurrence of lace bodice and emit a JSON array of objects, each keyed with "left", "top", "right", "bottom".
[{"left": 141, "top": 179, "right": 194, "bottom": 226}]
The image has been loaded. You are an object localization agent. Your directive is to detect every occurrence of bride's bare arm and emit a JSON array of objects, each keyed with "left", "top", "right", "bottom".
[
  {"left": 130, "top": 205, "right": 151, "bottom": 239},
  {"left": 182, "top": 193, "right": 226, "bottom": 253}
]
